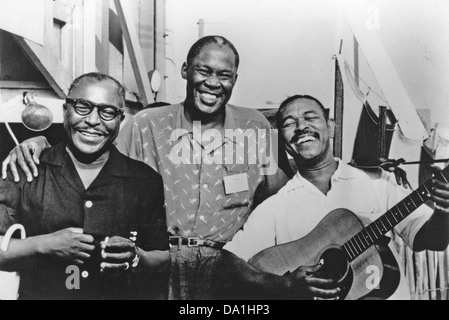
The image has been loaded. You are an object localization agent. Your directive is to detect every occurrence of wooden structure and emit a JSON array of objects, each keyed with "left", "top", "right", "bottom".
[
  {"left": 335, "top": 15, "right": 448, "bottom": 300},
  {"left": 0, "top": 0, "right": 167, "bottom": 161},
  {"left": 0, "top": 0, "right": 167, "bottom": 112},
  {"left": 393, "top": 235, "right": 449, "bottom": 300}
]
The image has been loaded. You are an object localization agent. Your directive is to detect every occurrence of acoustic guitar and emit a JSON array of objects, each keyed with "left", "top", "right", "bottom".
[{"left": 249, "top": 165, "right": 449, "bottom": 300}]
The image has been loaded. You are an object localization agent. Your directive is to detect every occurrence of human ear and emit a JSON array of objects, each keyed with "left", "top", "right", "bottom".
[
  {"left": 181, "top": 62, "right": 188, "bottom": 80},
  {"left": 327, "top": 118, "right": 336, "bottom": 139}
]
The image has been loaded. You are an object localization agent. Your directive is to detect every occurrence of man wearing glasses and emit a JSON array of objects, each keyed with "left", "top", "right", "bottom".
[
  {"left": 0, "top": 73, "right": 170, "bottom": 300},
  {"left": 0, "top": 36, "right": 290, "bottom": 300}
]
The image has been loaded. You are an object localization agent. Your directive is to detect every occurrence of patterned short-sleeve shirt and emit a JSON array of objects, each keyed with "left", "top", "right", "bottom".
[{"left": 117, "top": 103, "right": 280, "bottom": 242}]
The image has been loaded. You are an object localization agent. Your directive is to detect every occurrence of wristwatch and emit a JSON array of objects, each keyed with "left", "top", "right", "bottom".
[
  {"left": 129, "top": 231, "right": 140, "bottom": 268},
  {"left": 131, "top": 244, "right": 141, "bottom": 268}
]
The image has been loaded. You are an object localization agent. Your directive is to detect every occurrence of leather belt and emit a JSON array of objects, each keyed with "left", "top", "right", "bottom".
[{"left": 169, "top": 237, "right": 226, "bottom": 250}]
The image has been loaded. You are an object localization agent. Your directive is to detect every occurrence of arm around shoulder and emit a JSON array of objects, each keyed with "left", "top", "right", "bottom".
[
  {"left": 212, "top": 249, "right": 290, "bottom": 299},
  {"left": 135, "top": 168, "right": 170, "bottom": 273},
  {"left": 2, "top": 136, "right": 50, "bottom": 182}
]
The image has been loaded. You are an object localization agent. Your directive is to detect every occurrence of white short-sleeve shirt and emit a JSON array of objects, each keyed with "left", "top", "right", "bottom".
[{"left": 224, "top": 159, "right": 433, "bottom": 300}]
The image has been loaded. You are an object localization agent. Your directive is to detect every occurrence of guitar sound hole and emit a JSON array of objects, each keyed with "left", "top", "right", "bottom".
[{"left": 316, "top": 247, "right": 349, "bottom": 281}]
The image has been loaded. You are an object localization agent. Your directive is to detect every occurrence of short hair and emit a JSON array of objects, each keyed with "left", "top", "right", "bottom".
[
  {"left": 68, "top": 72, "right": 126, "bottom": 107},
  {"left": 276, "top": 95, "right": 330, "bottom": 129},
  {"left": 186, "top": 36, "right": 240, "bottom": 70}
]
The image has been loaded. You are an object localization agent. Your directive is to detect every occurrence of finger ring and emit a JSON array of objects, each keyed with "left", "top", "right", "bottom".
[{"left": 124, "top": 262, "right": 130, "bottom": 271}]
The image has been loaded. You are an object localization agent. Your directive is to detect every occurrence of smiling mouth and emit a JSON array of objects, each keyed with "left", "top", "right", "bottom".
[
  {"left": 78, "top": 130, "right": 105, "bottom": 139},
  {"left": 294, "top": 133, "right": 319, "bottom": 145},
  {"left": 198, "top": 91, "right": 221, "bottom": 104}
]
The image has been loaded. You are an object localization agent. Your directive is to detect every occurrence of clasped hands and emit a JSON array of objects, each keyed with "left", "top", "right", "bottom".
[
  {"left": 40, "top": 228, "right": 138, "bottom": 272},
  {"left": 100, "top": 236, "right": 139, "bottom": 272}
]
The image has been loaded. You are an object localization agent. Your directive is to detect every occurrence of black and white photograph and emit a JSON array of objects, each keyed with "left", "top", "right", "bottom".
[{"left": 0, "top": 0, "right": 448, "bottom": 305}]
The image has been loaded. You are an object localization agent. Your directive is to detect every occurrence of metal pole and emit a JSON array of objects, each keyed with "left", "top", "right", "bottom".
[
  {"left": 333, "top": 40, "right": 344, "bottom": 159},
  {"left": 198, "top": 19, "right": 205, "bottom": 39},
  {"left": 378, "top": 106, "right": 388, "bottom": 159},
  {"left": 354, "top": 36, "right": 360, "bottom": 87}
]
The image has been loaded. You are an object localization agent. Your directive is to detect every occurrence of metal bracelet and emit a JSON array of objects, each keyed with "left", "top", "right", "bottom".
[{"left": 131, "top": 244, "right": 140, "bottom": 268}]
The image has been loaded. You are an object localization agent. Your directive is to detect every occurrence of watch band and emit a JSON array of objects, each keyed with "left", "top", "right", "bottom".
[{"left": 131, "top": 247, "right": 141, "bottom": 268}]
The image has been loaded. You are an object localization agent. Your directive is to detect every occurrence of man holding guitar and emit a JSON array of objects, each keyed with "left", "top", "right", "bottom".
[{"left": 217, "top": 95, "right": 449, "bottom": 300}]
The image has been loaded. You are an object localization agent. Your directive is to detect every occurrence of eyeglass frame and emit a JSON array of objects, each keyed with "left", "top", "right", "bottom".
[{"left": 65, "top": 98, "right": 125, "bottom": 121}]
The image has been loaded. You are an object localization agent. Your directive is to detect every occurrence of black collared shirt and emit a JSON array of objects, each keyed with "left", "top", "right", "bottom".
[{"left": 0, "top": 144, "right": 168, "bottom": 300}]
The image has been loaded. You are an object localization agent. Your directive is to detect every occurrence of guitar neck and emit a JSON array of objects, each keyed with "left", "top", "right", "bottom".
[{"left": 342, "top": 166, "right": 449, "bottom": 262}]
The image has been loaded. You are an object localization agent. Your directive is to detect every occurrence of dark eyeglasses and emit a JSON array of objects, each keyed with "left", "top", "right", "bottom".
[{"left": 65, "top": 98, "right": 124, "bottom": 121}]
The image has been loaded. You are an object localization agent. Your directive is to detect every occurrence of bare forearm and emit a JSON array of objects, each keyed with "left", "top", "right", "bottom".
[
  {"left": 138, "top": 249, "right": 170, "bottom": 273},
  {"left": 216, "top": 250, "right": 289, "bottom": 299},
  {"left": 414, "top": 209, "right": 449, "bottom": 252},
  {"left": 0, "top": 235, "right": 45, "bottom": 271}
]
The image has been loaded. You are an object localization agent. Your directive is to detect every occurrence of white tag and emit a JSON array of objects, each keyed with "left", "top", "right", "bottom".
[{"left": 223, "top": 173, "right": 249, "bottom": 195}]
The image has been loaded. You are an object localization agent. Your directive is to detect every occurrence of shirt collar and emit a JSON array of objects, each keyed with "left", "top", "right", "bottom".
[
  {"left": 286, "top": 158, "right": 366, "bottom": 192},
  {"left": 173, "top": 103, "right": 238, "bottom": 145},
  {"left": 332, "top": 159, "right": 368, "bottom": 180},
  {"left": 41, "top": 143, "right": 136, "bottom": 178},
  {"left": 41, "top": 143, "right": 68, "bottom": 167}
]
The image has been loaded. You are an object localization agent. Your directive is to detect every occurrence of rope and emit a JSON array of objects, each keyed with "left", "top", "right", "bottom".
[
  {"left": 346, "top": 63, "right": 390, "bottom": 106},
  {"left": 343, "top": 20, "right": 391, "bottom": 107},
  {"left": 0, "top": 98, "right": 20, "bottom": 146},
  {"left": 414, "top": 287, "right": 449, "bottom": 295}
]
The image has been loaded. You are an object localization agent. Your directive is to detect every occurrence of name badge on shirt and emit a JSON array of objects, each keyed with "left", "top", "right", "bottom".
[{"left": 223, "top": 173, "right": 249, "bottom": 195}]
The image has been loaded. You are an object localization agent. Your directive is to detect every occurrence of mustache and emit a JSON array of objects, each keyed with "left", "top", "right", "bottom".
[{"left": 291, "top": 130, "right": 320, "bottom": 144}]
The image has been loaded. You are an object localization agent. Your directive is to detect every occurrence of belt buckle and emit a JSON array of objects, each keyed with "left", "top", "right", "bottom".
[{"left": 188, "top": 238, "right": 200, "bottom": 247}]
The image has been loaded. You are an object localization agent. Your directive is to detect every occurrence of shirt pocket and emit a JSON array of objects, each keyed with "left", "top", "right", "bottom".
[
  {"left": 335, "top": 182, "right": 382, "bottom": 226},
  {"left": 349, "top": 206, "right": 382, "bottom": 228},
  {"left": 222, "top": 164, "right": 251, "bottom": 209}
]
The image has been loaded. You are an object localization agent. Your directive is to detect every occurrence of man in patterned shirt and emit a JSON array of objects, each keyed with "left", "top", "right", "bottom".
[
  {"left": 117, "top": 36, "right": 291, "bottom": 299},
  {"left": 2, "top": 36, "right": 291, "bottom": 300}
]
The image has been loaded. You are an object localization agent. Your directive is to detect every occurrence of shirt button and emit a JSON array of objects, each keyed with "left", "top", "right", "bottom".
[
  {"left": 82, "top": 271, "right": 89, "bottom": 279},
  {"left": 85, "top": 201, "right": 93, "bottom": 209},
  {"left": 203, "top": 184, "right": 209, "bottom": 190}
]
